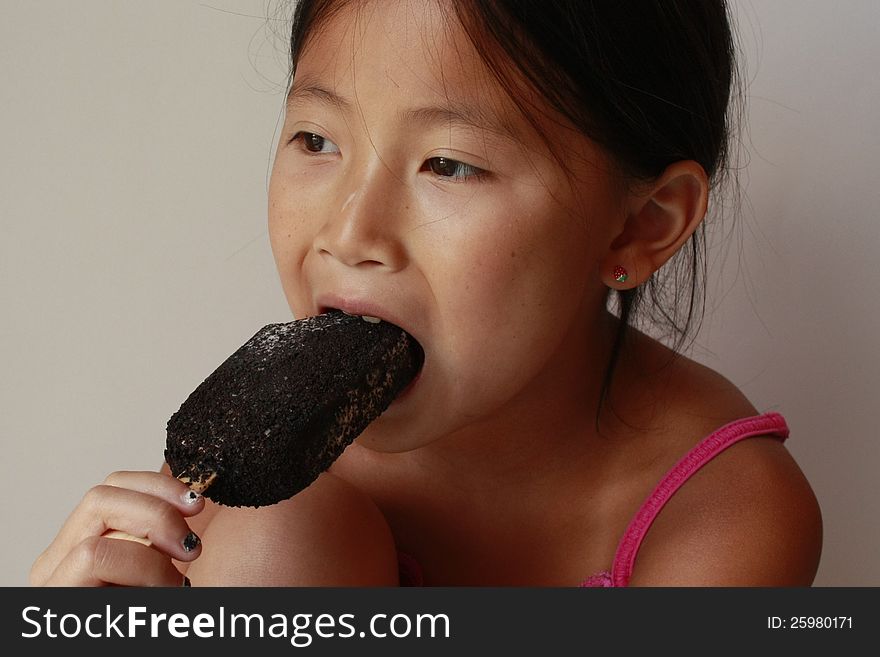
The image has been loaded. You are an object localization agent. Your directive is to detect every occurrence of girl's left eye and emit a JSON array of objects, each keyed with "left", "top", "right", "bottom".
[
  {"left": 290, "top": 131, "right": 340, "bottom": 154},
  {"left": 422, "top": 157, "right": 487, "bottom": 182}
]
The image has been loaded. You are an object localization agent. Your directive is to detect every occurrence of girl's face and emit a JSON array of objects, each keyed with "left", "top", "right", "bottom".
[{"left": 269, "top": 0, "right": 623, "bottom": 452}]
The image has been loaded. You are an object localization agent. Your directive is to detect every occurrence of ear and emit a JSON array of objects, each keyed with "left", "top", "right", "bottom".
[{"left": 600, "top": 161, "right": 708, "bottom": 288}]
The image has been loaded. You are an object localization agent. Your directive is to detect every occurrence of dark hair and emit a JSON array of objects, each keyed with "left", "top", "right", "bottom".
[{"left": 285, "top": 0, "right": 742, "bottom": 433}]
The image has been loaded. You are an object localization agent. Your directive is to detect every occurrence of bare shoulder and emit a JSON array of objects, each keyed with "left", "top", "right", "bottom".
[
  {"left": 617, "top": 340, "right": 823, "bottom": 585},
  {"left": 627, "top": 436, "right": 822, "bottom": 586},
  {"left": 181, "top": 472, "right": 399, "bottom": 586}
]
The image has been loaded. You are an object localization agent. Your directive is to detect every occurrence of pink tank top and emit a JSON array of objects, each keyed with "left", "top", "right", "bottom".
[{"left": 397, "top": 411, "right": 790, "bottom": 587}]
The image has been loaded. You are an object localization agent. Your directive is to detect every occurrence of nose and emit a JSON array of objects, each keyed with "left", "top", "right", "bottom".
[{"left": 312, "top": 164, "right": 408, "bottom": 271}]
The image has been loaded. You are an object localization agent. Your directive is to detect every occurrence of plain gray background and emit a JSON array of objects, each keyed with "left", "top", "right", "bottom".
[{"left": 2, "top": 1, "right": 878, "bottom": 586}]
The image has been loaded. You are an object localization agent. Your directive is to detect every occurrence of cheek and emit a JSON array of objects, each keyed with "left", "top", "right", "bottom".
[
  {"left": 269, "top": 174, "right": 303, "bottom": 248},
  {"left": 428, "top": 207, "right": 593, "bottom": 382},
  {"left": 268, "top": 172, "right": 317, "bottom": 314},
  {"left": 435, "top": 207, "right": 592, "bottom": 321}
]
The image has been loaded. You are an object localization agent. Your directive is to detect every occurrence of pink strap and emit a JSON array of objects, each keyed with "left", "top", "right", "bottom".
[{"left": 609, "top": 412, "right": 790, "bottom": 587}]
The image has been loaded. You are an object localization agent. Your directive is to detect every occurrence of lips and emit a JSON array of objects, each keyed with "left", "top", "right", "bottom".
[{"left": 316, "top": 295, "right": 417, "bottom": 342}]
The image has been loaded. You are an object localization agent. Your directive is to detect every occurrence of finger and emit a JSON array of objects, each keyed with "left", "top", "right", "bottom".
[
  {"left": 31, "top": 470, "right": 203, "bottom": 585},
  {"left": 43, "top": 535, "right": 187, "bottom": 587},
  {"left": 102, "top": 470, "right": 206, "bottom": 516},
  {"left": 34, "top": 484, "right": 201, "bottom": 583},
  {"left": 91, "top": 485, "right": 203, "bottom": 559}
]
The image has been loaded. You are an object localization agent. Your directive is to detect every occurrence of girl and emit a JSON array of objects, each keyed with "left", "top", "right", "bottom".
[{"left": 31, "top": 0, "right": 822, "bottom": 587}]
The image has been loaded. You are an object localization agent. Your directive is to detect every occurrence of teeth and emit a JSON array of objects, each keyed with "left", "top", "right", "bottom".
[{"left": 335, "top": 309, "right": 381, "bottom": 323}]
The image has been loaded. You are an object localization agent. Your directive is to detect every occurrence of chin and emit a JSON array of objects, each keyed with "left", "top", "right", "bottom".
[{"left": 351, "top": 415, "right": 438, "bottom": 454}]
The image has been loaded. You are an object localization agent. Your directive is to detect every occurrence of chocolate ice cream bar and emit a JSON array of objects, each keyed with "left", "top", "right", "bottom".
[{"left": 164, "top": 310, "right": 423, "bottom": 507}]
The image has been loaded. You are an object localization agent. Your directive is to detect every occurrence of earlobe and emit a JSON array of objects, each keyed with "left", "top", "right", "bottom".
[{"left": 601, "top": 161, "right": 709, "bottom": 289}]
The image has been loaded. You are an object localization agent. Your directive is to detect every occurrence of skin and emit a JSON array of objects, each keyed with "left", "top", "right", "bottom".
[{"left": 31, "top": 0, "right": 822, "bottom": 587}]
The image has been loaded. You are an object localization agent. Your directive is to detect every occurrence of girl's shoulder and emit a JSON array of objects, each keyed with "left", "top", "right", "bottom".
[{"left": 613, "top": 336, "right": 823, "bottom": 585}]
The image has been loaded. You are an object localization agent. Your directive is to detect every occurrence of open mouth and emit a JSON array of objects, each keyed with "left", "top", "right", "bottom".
[
  {"left": 321, "top": 306, "right": 382, "bottom": 324},
  {"left": 320, "top": 307, "right": 425, "bottom": 394}
]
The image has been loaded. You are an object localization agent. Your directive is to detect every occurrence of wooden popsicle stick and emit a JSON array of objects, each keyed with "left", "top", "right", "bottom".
[
  {"left": 176, "top": 471, "right": 217, "bottom": 494},
  {"left": 102, "top": 529, "right": 152, "bottom": 546}
]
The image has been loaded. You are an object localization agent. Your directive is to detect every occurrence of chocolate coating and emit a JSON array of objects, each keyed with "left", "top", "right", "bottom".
[{"left": 164, "top": 310, "right": 423, "bottom": 507}]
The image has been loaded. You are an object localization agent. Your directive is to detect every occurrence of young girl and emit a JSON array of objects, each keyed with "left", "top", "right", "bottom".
[{"left": 31, "top": 0, "right": 822, "bottom": 587}]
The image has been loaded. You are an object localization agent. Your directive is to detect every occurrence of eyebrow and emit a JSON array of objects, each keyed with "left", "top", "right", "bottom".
[
  {"left": 286, "top": 79, "right": 521, "bottom": 142},
  {"left": 287, "top": 79, "right": 352, "bottom": 112}
]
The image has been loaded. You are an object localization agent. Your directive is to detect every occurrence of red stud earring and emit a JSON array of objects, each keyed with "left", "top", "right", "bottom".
[{"left": 613, "top": 265, "right": 628, "bottom": 284}]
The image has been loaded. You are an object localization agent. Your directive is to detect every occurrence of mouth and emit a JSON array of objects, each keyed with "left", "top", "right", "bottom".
[
  {"left": 319, "top": 306, "right": 383, "bottom": 324},
  {"left": 317, "top": 303, "right": 425, "bottom": 400},
  {"left": 316, "top": 298, "right": 418, "bottom": 341}
]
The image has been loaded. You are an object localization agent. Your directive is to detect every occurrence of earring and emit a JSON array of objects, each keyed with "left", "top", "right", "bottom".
[{"left": 613, "top": 265, "right": 628, "bottom": 284}]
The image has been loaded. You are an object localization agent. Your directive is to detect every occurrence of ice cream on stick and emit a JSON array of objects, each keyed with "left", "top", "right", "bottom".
[{"left": 164, "top": 310, "right": 423, "bottom": 508}]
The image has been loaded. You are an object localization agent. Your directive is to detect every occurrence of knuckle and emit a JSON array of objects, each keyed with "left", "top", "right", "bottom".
[
  {"left": 80, "top": 484, "right": 114, "bottom": 512},
  {"left": 102, "top": 471, "right": 129, "bottom": 487}
]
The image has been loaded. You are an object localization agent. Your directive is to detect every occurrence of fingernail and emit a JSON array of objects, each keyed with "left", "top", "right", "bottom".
[
  {"left": 182, "top": 576, "right": 192, "bottom": 587},
  {"left": 182, "top": 531, "right": 201, "bottom": 553},
  {"left": 181, "top": 490, "right": 202, "bottom": 505}
]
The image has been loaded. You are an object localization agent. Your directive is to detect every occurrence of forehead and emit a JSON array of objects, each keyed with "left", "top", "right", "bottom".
[
  {"left": 298, "top": 1, "right": 474, "bottom": 83},
  {"left": 293, "top": 1, "right": 522, "bottom": 128}
]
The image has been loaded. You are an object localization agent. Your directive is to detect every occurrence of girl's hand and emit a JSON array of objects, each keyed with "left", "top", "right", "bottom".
[{"left": 30, "top": 471, "right": 204, "bottom": 586}]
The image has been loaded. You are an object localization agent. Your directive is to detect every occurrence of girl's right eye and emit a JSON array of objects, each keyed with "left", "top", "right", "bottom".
[{"left": 290, "top": 131, "right": 340, "bottom": 155}]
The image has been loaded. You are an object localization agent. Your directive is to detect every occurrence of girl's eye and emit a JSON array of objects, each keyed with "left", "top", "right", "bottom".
[
  {"left": 422, "top": 157, "right": 486, "bottom": 182},
  {"left": 291, "top": 131, "right": 340, "bottom": 154}
]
